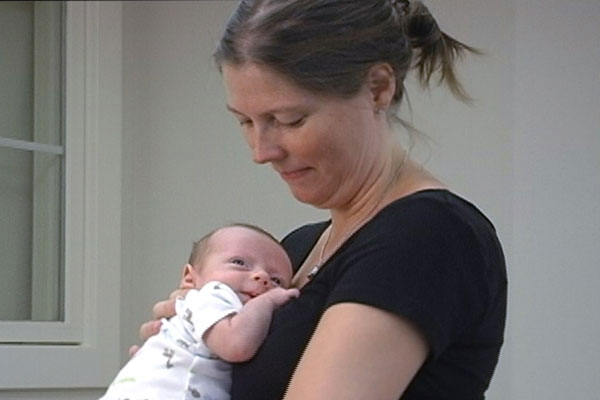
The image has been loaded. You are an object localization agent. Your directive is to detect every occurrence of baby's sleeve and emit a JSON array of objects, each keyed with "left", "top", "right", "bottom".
[{"left": 176, "top": 281, "right": 244, "bottom": 344}]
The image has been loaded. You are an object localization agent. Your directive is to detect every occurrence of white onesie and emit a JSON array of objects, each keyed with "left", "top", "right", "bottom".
[{"left": 99, "top": 281, "right": 243, "bottom": 400}]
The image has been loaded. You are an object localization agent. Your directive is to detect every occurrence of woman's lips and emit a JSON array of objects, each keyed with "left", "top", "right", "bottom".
[{"left": 279, "top": 167, "right": 311, "bottom": 182}]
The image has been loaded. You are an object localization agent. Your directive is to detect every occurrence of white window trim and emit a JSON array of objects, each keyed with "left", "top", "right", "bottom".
[{"left": 0, "top": 1, "right": 122, "bottom": 388}]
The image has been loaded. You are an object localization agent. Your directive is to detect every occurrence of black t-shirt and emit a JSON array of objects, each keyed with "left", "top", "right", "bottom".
[{"left": 231, "top": 189, "right": 507, "bottom": 399}]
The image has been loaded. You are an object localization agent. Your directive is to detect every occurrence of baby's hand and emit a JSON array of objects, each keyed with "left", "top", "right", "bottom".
[{"left": 263, "top": 287, "right": 300, "bottom": 308}]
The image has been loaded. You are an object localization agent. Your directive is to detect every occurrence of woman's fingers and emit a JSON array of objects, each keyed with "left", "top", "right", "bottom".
[
  {"left": 139, "top": 319, "right": 162, "bottom": 341},
  {"left": 133, "top": 289, "right": 191, "bottom": 356},
  {"left": 170, "top": 288, "right": 190, "bottom": 299},
  {"left": 152, "top": 298, "right": 177, "bottom": 320},
  {"left": 130, "top": 319, "right": 162, "bottom": 358},
  {"left": 151, "top": 288, "right": 190, "bottom": 319},
  {"left": 128, "top": 344, "right": 140, "bottom": 358},
  {"left": 130, "top": 289, "right": 191, "bottom": 359}
]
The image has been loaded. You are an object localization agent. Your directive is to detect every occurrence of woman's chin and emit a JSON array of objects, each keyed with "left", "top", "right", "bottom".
[{"left": 288, "top": 188, "right": 329, "bottom": 210}]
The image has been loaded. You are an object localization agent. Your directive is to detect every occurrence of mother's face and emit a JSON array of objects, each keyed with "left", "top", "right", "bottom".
[{"left": 222, "top": 63, "right": 384, "bottom": 210}]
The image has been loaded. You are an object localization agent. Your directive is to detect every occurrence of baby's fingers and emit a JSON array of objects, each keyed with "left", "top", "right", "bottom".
[{"left": 269, "top": 287, "right": 300, "bottom": 306}]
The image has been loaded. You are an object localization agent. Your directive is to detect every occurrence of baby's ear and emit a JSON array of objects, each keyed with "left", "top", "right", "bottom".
[{"left": 180, "top": 263, "right": 197, "bottom": 289}]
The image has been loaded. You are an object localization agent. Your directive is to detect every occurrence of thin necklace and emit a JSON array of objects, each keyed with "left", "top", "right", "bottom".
[{"left": 306, "top": 149, "right": 409, "bottom": 281}]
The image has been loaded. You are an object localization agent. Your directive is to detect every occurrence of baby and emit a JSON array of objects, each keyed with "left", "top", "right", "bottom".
[{"left": 99, "top": 223, "right": 299, "bottom": 400}]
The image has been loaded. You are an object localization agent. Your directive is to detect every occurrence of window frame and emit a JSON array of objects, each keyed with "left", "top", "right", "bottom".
[
  {"left": 30, "top": 0, "right": 66, "bottom": 322},
  {"left": 0, "top": 1, "right": 122, "bottom": 388}
]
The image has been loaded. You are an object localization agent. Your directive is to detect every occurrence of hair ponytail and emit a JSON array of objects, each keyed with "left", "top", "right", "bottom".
[{"left": 402, "top": 1, "right": 481, "bottom": 102}]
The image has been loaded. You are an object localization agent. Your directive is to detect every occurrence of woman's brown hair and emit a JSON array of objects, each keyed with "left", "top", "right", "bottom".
[{"left": 214, "top": 0, "right": 479, "bottom": 107}]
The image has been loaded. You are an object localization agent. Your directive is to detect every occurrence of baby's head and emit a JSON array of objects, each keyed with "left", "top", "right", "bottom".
[{"left": 181, "top": 223, "right": 293, "bottom": 303}]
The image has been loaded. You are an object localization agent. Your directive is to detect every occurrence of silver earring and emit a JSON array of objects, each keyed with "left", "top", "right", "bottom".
[{"left": 375, "top": 108, "right": 384, "bottom": 115}]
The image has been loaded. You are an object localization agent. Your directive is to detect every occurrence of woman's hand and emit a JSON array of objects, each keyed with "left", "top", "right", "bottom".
[{"left": 128, "top": 287, "right": 191, "bottom": 357}]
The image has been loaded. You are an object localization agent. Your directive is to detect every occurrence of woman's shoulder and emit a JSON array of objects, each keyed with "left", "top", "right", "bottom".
[
  {"left": 381, "top": 189, "right": 498, "bottom": 234},
  {"left": 366, "top": 189, "right": 505, "bottom": 268}
]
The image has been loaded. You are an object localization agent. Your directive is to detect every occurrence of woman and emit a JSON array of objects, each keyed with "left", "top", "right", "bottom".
[{"left": 137, "top": 0, "right": 507, "bottom": 398}]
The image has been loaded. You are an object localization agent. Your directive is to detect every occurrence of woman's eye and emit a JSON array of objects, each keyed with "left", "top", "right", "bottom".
[{"left": 283, "top": 116, "right": 305, "bottom": 127}]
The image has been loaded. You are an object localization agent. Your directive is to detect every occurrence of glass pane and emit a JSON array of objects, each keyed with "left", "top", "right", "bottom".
[
  {"left": 0, "top": 2, "right": 34, "bottom": 142},
  {"left": 0, "top": 148, "right": 33, "bottom": 320},
  {"left": 0, "top": 1, "right": 64, "bottom": 322},
  {"left": 0, "top": 147, "right": 63, "bottom": 321}
]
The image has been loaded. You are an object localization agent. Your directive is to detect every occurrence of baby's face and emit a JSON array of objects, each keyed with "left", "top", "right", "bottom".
[{"left": 195, "top": 226, "right": 292, "bottom": 303}]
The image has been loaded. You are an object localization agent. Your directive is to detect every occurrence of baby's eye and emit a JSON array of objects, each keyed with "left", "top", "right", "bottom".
[
  {"left": 231, "top": 258, "right": 247, "bottom": 267},
  {"left": 270, "top": 277, "right": 283, "bottom": 287}
]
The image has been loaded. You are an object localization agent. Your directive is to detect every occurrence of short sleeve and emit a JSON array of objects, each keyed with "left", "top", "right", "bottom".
[
  {"left": 324, "top": 197, "right": 498, "bottom": 359},
  {"left": 176, "top": 281, "right": 244, "bottom": 343}
]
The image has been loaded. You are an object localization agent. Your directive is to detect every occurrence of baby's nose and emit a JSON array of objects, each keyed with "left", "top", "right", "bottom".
[
  {"left": 253, "top": 270, "right": 270, "bottom": 287},
  {"left": 254, "top": 275, "right": 268, "bottom": 285}
]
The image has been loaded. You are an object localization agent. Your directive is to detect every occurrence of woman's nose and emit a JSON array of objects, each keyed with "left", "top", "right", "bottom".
[{"left": 250, "top": 128, "right": 284, "bottom": 164}]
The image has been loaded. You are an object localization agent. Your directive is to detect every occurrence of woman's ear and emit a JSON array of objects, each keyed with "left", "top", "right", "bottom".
[
  {"left": 180, "top": 263, "right": 197, "bottom": 289},
  {"left": 367, "top": 63, "right": 396, "bottom": 111}
]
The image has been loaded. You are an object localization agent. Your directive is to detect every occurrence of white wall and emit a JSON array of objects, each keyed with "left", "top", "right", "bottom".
[
  {"left": 510, "top": 1, "right": 600, "bottom": 398},
  {"left": 118, "top": 1, "right": 600, "bottom": 399}
]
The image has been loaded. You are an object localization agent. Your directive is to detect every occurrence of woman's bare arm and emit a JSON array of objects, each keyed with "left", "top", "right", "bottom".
[{"left": 283, "top": 302, "right": 429, "bottom": 400}]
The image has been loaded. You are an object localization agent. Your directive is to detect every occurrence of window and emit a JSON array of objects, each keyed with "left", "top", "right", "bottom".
[
  {"left": 0, "top": 0, "right": 64, "bottom": 325},
  {"left": 0, "top": 1, "right": 121, "bottom": 388}
]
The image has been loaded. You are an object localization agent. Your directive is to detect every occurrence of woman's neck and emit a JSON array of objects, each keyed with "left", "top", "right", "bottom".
[
  {"left": 327, "top": 146, "right": 407, "bottom": 245},
  {"left": 292, "top": 148, "right": 446, "bottom": 288}
]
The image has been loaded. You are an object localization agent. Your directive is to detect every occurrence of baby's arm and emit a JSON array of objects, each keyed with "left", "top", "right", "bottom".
[{"left": 204, "top": 287, "right": 299, "bottom": 362}]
